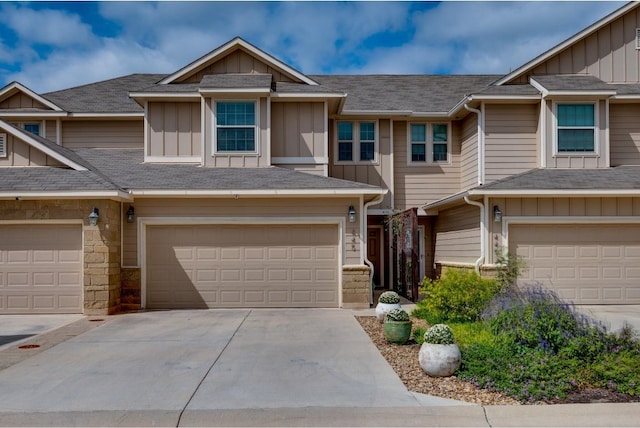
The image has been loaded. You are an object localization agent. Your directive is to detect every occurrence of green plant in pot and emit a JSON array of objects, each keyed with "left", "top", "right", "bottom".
[
  {"left": 383, "top": 308, "right": 413, "bottom": 344},
  {"left": 376, "top": 291, "right": 401, "bottom": 321},
  {"left": 418, "top": 324, "right": 461, "bottom": 377}
]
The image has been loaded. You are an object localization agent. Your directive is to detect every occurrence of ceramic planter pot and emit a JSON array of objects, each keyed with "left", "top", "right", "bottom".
[
  {"left": 375, "top": 302, "right": 401, "bottom": 321},
  {"left": 418, "top": 343, "right": 461, "bottom": 377},
  {"left": 383, "top": 320, "right": 413, "bottom": 344}
]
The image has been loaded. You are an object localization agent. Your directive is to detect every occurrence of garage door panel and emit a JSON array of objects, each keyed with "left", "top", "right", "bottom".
[
  {"left": 510, "top": 224, "right": 640, "bottom": 304},
  {"left": 146, "top": 224, "right": 339, "bottom": 308}
]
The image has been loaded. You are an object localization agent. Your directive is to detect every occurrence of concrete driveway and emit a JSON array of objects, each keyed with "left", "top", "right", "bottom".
[{"left": 0, "top": 309, "right": 470, "bottom": 426}]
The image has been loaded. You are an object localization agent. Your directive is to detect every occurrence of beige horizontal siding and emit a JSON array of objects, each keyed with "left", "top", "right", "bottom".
[
  {"left": 62, "top": 120, "right": 143, "bottom": 149},
  {"left": 433, "top": 203, "right": 480, "bottom": 265},
  {"left": 485, "top": 104, "right": 538, "bottom": 183},
  {"left": 511, "top": 8, "right": 640, "bottom": 83},
  {"left": 610, "top": 103, "right": 640, "bottom": 165},
  {"left": 460, "top": 113, "right": 478, "bottom": 189},
  {"left": 123, "top": 197, "right": 362, "bottom": 267},
  {"left": 393, "top": 120, "right": 462, "bottom": 209}
]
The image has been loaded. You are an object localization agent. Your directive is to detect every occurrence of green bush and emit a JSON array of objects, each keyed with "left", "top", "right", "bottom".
[
  {"left": 412, "top": 326, "right": 426, "bottom": 345},
  {"left": 591, "top": 349, "right": 640, "bottom": 396},
  {"left": 385, "top": 307, "right": 410, "bottom": 322},
  {"left": 424, "top": 324, "right": 455, "bottom": 344},
  {"left": 417, "top": 269, "right": 500, "bottom": 324}
]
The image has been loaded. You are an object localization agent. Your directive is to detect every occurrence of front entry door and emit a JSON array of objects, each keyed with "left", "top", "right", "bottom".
[{"left": 368, "top": 228, "right": 382, "bottom": 287}]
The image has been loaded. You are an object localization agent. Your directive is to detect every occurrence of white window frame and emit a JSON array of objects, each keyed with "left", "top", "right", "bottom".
[
  {"left": 212, "top": 100, "right": 259, "bottom": 156},
  {"left": 407, "top": 122, "right": 451, "bottom": 165},
  {"left": 334, "top": 120, "right": 379, "bottom": 164},
  {"left": 12, "top": 121, "right": 42, "bottom": 136},
  {"left": 0, "top": 133, "right": 6, "bottom": 158},
  {"left": 553, "top": 101, "right": 599, "bottom": 157}
]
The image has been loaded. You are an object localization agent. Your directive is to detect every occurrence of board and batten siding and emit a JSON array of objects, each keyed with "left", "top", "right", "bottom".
[
  {"left": 393, "top": 120, "right": 462, "bottom": 209},
  {"left": 610, "top": 103, "right": 640, "bottom": 165},
  {"left": 271, "top": 102, "right": 326, "bottom": 159},
  {"left": 147, "top": 102, "right": 201, "bottom": 158},
  {"left": 62, "top": 120, "right": 143, "bottom": 149},
  {"left": 122, "top": 197, "right": 362, "bottom": 267},
  {"left": 178, "top": 50, "right": 295, "bottom": 84},
  {"left": 460, "top": 113, "right": 479, "bottom": 190},
  {"left": 484, "top": 104, "right": 538, "bottom": 183},
  {"left": 433, "top": 203, "right": 481, "bottom": 265},
  {"left": 511, "top": 8, "right": 640, "bottom": 83},
  {"left": 329, "top": 119, "right": 393, "bottom": 210},
  {"left": 0, "top": 93, "right": 48, "bottom": 110},
  {"left": 0, "top": 134, "right": 62, "bottom": 167}
]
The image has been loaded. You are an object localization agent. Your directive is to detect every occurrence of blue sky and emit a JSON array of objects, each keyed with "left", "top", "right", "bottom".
[{"left": 0, "top": 1, "right": 626, "bottom": 93}]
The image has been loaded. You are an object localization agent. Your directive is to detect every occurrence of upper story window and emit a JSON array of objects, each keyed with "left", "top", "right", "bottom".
[
  {"left": 556, "top": 104, "right": 596, "bottom": 153},
  {"left": 11, "top": 122, "right": 41, "bottom": 136},
  {"left": 409, "top": 123, "right": 449, "bottom": 164},
  {"left": 215, "top": 101, "right": 256, "bottom": 153},
  {"left": 336, "top": 121, "right": 377, "bottom": 163}
]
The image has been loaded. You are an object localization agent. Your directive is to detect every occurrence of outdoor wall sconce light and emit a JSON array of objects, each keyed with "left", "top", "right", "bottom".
[
  {"left": 88, "top": 207, "right": 100, "bottom": 226},
  {"left": 348, "top": 205, "right": 356, "bottom": 223},
  {"left": 493, "top": 205, "right": 502, "bottom": 223},
  {"left": 126, "top": 206, "right": 135, "bottom": 223}
]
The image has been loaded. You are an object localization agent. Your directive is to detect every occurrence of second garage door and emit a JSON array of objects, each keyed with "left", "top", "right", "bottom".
[
  {"left": 146, "top": 224, "right": 339, "bottom": 308},
  {"left": 509, "top": 224, "right": 640, "bottom": 304}
]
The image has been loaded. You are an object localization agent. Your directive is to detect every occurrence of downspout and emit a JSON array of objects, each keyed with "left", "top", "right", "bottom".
[
  {"left": 464, "top": 196, "right": 485, "bottom": 273},
  {"left": 464, "top": 103, "right": 484, "bottom": 186},
  {"left": 363, "top": 193, "right": 386, "bottom": 305}
]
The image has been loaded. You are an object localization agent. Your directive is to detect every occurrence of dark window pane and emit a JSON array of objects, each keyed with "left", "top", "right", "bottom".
[
  {"left": 217, "top": 102, "right": 255, "bottom": 126},
  {"left": 558, "top": 129, "right": 595, "bottom": 152},
  {"left": 412, "top": 143, "right": 426, "bottom": 162},
  {"left": 433, "top": 124, "right": 448, "bottom": 142},
  {"left": 338, "top": 122, "right": 353, "bottom": 140},
  {"left": 338, "top": 142, "right": 352, "bottom": 161},
  {"left": 558, "top": 104, "right": 594, "bottom": 127},
  {"left": 360, "top": 141, "right": 374, "bottom": 161},
  {"left": 433, "top": 143, "right": 448, "bottom": 161},
  {"left": 411, "top": 124, "right": 426, "bottom": 142},
  {"left": 217, "top": 128, "right": 255, "bottom": 151},
  {"left": 360, "top": 122, "right": 375, "bottom": 141},
  {"left": 23, "top": 124, "right": 40, "bottom": 135}
]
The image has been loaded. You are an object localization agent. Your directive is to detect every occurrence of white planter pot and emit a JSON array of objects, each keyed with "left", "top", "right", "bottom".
[
  {"left": 375, "top": 302, "right": 401, "bottom": 321},
  {"left": 418, "top": 343, "right": 461, "bottom": 377}
]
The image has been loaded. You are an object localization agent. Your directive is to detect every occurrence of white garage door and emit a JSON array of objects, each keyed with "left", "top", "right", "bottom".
[
  {"left": 0, "top": 224, "right": 83, "bottom": 313},
  {"left": 146, "top": 224, "right": 339, "bottom": 308},
  {"left": 509, "top": 224, "right": 640, "bottom": 304}
]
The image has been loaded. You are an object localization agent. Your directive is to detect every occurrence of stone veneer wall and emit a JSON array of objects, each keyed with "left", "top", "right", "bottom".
[
  {"left": 342, "top": 265, "right": 371, "bottom": 309},
  {"left": 0, "top": 199, "right": 121, "bottom": 315},
  {"left": 121, "top": 267, "right": 141, "bottom": 311}
]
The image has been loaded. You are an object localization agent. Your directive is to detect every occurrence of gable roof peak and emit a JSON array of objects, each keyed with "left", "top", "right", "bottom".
[
  {"left": 159, "top": 37, "right": 318, "bottom": 86},
  {"left": 0, "top": 81, "right": 64, "bottom": 112}
]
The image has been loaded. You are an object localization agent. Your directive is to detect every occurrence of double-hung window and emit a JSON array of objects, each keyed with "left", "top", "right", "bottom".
[
  {"left": 215, "top": 101, "right": 256, "bottom": 153},
  {"left": 337, "top": 121, "right": 377, "bottom": 162},
  {"left": 409, "top": 123, "right": 449, "bottom": 164},
  {"left": 556, "top": 104, "right": 596, "bottom": 153}
]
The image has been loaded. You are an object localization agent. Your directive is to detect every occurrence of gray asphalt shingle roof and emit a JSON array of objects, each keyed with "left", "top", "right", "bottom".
[
  {"left": 0, "top": 167, "right": 120, "bottom": 192},
  {"left": 73, "top": 148, "right": 381, "bottom": 192},
  {"left": 531, "top": 75, "right": 614, "bottom": 92},
  {"left": 476, "top": 166, "right": 640, "bottom": 191}
]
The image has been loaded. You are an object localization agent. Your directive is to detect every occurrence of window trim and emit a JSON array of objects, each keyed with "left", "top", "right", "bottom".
[
  {"left": 212, "top": 100, "right": 259, "bottom": 156},
  {"left": 407, "top": 122, "right": 451, "bottom": 165},
  {"left": 11, "top": 121, "right": 42, "bottom": 137},
  {"left": 553, "top": 101, "right": 599, "bottom": 157},
  {"left": 333, "top": 120, "right": 379, "bottom": 164},
  {"left": 0, "top": 133, "right": 6, "bottom": 158}
]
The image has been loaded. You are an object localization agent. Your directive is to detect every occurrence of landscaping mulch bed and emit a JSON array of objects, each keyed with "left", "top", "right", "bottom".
[{"left": 356, "top": 315, "right": 639, "bottom": 406}]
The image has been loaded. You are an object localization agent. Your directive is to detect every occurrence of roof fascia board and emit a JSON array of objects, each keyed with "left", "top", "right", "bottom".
[
  {"left": 0, "top": 120, "right": 87, "bottom": 171},
  {"left": 494, "top": 2, "right": 639, "bottom": 85},
  {"left": 468, "top": 189, "right": 640, "bottom": 197},
  {"left": 0, "top": 112, "right": 68, "bottom": 118},
  {"left": 69, "top": 113, "right": 144, "bottom": 118},
  {"left": 198, "top": 88, "right": 271, "bottom": 95},
  {"left": 0, "top": 82, "right": 64, "bottom": 112},
  {"left": 129, "top": 92, "right": 200, "bottom": 99},
  {"left": 0, "top": 191, "right": 131, "bottom": 200},
  {"left": 159, "top": 37, "right": 319, "bottom": 86},
  {"left": 271, "top": 93, "right": 346, "bottom": 99},
  {"left": 130, "top": 188, "right": 387, "bottom": 197},
  {"left": 529, "top": 77, "right": 549, "bottom": 97}
]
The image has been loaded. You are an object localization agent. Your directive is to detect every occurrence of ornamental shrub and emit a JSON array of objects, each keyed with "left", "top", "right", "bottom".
[
  {"left": 418, "top": 269, "right": 500, "bottom": 323},
  {"left": 385, "top": 308, "right": 410, "bottom": 322},
  {"left": 424, "top": 324, "right": 455, "bottom": 344},
  {"left": 378, "top": 291, "right": 400, "bottom": 304}
]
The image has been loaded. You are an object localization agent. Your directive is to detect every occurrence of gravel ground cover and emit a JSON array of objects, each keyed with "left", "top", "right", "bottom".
[{"left": 356, "top": 315, "right": 639, "bottom": 405}]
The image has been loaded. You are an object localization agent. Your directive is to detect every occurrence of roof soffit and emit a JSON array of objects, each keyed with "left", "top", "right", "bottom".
[{"left": 158, "top": 37, "right": 319, "bottom": 86}]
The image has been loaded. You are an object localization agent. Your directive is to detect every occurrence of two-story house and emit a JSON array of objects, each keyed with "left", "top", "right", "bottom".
[{"left": 1, "top": 2, "right": 639, "bottom": 314}]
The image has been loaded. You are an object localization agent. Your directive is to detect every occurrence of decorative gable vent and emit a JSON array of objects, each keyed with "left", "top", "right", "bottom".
[
  {"left": 636, "top": 28, "right": 640, "bottom": 49},
  {"left": 0, "top": 133, "right": 6, "bottom": 157}
]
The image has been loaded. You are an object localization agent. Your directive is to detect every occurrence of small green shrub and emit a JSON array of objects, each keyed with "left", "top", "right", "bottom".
[
  {"left": 378, "top": 291, "right": 400, "bottom": 304},
  {"left": 418, "top": 269, "right": 500, "bottom": 323},
  {"left": 494, "top": 248, "right": 525, "bottom": 293},
  {"left": 591, "top": 349, "right": 640, "bottom": 396},
  {"left": 385, "top": 308, "right": 410, "bottom": 322},
  {"left": 424, "top": 324, "right": 455, "bottom": 344},
  {"left": 412, "top": 326, "right": 427, "bottom": 345}
]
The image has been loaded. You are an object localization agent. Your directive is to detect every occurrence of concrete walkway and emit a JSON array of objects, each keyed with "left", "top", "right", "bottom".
[{"left": 0, "top": 309, "right": 637, "bottom": 427}]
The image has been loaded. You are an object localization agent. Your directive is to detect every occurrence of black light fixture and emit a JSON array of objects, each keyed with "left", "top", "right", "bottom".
[
  {"left": 126, "top": 206, "right": 135, "bottom": 223},
  {"left": 348, "top": 205, "right": 356, "bottom": 223},
  {"left": 493, "top": 205, "right": 502, "bottom": 223},
  {"left": 88, "top": 207, "right": 99, "bottom": 226}
]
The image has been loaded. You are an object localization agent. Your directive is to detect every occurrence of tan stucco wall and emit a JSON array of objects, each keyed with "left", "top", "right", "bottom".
[{"left": 0, "top": 199, "right": 121, "bottom": 315}]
